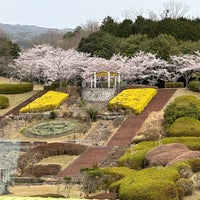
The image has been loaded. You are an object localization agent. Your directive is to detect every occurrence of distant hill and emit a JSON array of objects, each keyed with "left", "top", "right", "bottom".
[{"left": 0, "top": 23, "right": 73, "bottom": 48}]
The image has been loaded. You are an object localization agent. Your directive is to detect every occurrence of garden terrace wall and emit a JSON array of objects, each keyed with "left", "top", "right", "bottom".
[{"left": 82, "top": 88, "right": 117, "bottom": 102}]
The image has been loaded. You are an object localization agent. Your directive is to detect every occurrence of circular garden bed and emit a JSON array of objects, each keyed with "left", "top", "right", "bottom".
[{"left": 26, "top": 120, "right": 84, "bottom": 137}]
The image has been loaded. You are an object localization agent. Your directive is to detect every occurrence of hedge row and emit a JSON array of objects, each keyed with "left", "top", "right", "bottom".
[
  {"left": 165, "top": 82, "right": 184, "bottom": 88},
  {"left": 0, "top": 95, "right": 9, "bottom": 109},
  {"left": 0, "top": 83, "right": 34, "bottom": 94},
  {"left": 18, "top": 142, "right": 87, "bottom": 175},
  {"left": 24, "top": 164, "right": 62, "bottom": 178}
]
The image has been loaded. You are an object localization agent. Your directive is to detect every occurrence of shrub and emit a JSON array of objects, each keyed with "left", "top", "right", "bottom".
[
  {"left": 118, "top": 167, "right": 180, "bottom": 200},
  {"left": 118, "top": 141, "right": 158, "bottom": 170},
  {"left": 188, "top": 81, "right": 200, "bottom": 92},
  {"left": 86, "top": 106, "right": 98, "bottom": 122},
  {"left": 0, "top": 95, "right": 9, "bottom": 109},
  {"left": 164, "top": 102, "right": 200, "bottom": 125},
  {"left": 0, "top": 83, "right": 33, "bottom": 94},
  {"left": 185, "top": 158, "right": 200, "bottom": 172},
  {"left": 18, "top": 143, "right": 87, "bottom": 175},
  {"left": 165, "top": 82, "right": 184, "bottom": 88},
  {"left": 173, "top": 95, "right": 200, "bottom": 107},
  {"left": 24, "top": 164, "right": 61, "bottom": 178},
  {"left": 167, "top": 117, "right": 200, "bottom": 137},
  {"left": 108, "top": 88, "right": 157, "bottom": 114},
  {"left": 162, "top": 137, "right": 200, "bottom": 150},
  {"left": 133, "top": 111, "right": 165, "bottom": 142},
  {"left": 171, "top": 161, "right": 192, "bottom": 178},
  {"left": 176, "top": 178, "right": 193, "bottom": 196}
]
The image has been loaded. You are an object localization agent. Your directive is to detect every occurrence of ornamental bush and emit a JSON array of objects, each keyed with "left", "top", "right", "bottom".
[
  {"left": 117, "top": 167, "right": 180, "bottom": 200},
  {"left": 167, "top": 117, "right": 200, "bottom": 137},
  {"left": 165, "top": 82, "right": 184, "bottom": 88},
  {"left": 164, "top": 102, "right": 200, "bottom": 125},
  {"left": 118, "top": 141, "right": 158, "bottom": 170},
  {"left": 20, "top": 91, "right": 69, "bottom": 113},
  {"left": 162, "top": 137, "right": 200, "bottom": 150},
  {"left": 0, "top": 83, "right": 33, "bottom": 94},
  {"left": 108, "top": 88, "right": 157, "bottom": 114},
  {"left": 0, "top": 95, "right": 9, "bottom": 109},
  {"left": 188, "top": 81, "right": 200, "bottom": 92}
]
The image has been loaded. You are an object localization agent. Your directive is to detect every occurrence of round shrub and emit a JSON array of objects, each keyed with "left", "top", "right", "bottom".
[
  {"left": 0, "top": 95, "right": 9, "bottom": 109},
  {"left": 176, "top": 178, "right": 193, "bottom": 196},
  {"left": 0, "top": 83, "right": 34, "bottom": 94},
  {"left": 171, "top": 161, "right": 192, "bottom": 178},
  {"left": 188, "top": 81, "right": 200, "bottom": 92},
  {"left": 167, "top": 117, "right": 200, "bottom": 137},
  {"left": 118, "top": 141, "right": 158, "bottom": 170},
  {"left": 118, "top": 167, "right": 180, "bottom": 200},
  {"left": 164, "top": 102, "right": 200, "bottom": 125}
]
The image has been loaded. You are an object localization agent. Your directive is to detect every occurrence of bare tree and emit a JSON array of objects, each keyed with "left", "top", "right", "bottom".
[{"left": 160, "top": 0, "right": 190, "bottom": 19}]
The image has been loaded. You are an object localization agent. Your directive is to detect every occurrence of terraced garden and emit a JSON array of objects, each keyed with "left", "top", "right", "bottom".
[{"left": 0, "top": 79, "right": 200, "bottom": 199}]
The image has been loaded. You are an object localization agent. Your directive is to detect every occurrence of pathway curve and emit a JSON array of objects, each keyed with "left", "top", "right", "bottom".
[{"left": 58, "top": 89, "right": 177, "bottom": 180}]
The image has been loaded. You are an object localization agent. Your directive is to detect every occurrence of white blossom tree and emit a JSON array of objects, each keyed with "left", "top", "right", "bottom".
[{"left": 170, "top": 53, "right": 200, "bottom": 87}]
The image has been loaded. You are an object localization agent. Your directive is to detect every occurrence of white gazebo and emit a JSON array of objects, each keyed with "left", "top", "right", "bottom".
[{"left": 90, "top": 71, "right": 121, "bottom": 88}]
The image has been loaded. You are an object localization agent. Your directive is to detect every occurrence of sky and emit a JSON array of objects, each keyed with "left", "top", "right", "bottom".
[{"left": 0, "top": 0, "right": 200, "bottom": 29}]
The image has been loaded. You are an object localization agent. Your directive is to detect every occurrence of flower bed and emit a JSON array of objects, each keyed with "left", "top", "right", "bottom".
[
  {"left": 108, "top": 88, "right": 157, "bottom": 114},
  {"left": 20, "top": 91, "right": 68, "bottom": 113},
  {"left": 27, "top": 120, "right": 75, "bottom": 136}
]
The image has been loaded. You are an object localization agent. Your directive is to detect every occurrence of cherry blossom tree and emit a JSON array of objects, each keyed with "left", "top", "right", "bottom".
[{"left": 170, "top": 53, "right": 200, "bottom": 87}]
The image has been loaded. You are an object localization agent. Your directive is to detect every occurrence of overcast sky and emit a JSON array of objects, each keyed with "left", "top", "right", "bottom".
[{"left": 0, "top": 0, "right": 199, "bottom": 29}]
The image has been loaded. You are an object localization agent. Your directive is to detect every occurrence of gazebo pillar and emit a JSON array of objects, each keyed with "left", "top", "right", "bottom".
[
  {"left": 94, "top": 72, "right": 97, "bottom": 88},
  {"left": 108, "top": 71, "right": 111, "bottom": 88},
  {"left": 118, "top": 73, "right": 121, "bottom": 86},
  {"left": 90, "top": 75, "right": 93, "bottom": 88}
]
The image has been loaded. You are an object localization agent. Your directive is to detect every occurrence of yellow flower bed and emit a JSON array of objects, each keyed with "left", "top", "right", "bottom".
[
  {"left": 20, "top": 91, "right": 69, "bottom": 113},
  {"left": 108, "top": 88, "right": 157, "bottom": 114}
]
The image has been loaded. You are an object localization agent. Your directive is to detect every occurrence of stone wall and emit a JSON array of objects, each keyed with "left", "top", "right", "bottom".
[{"left": 82, "top": 88, "right": 117, "bottom": 102}]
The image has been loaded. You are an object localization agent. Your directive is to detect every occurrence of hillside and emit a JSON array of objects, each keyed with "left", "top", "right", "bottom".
[{"left": 0, "top": 23, "right": 73, "bottom": 48}]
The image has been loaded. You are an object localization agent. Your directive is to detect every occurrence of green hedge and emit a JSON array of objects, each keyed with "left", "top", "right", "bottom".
[
  {"left": 167, "top": 117, "right": 200, "bottom": 137},
  {"left": 188, "top": 81, "right": 200, "bottom": 92},
  {"left": 165, "top": 82, "right": 184, "bottom": 88},
  {"left": 0, "top": 83, "right": 34, "bottom": 94},
  {"left": 162, "top": 137, "right": 200, "bottom": 150},
  {"left": 118, "top": 167, "right": 180, "bottom": 200},
  {"left": 0, "top": 95, "right": 9, "bottom": 109},
  {"left": 118, "top": 141, "right": 158, "bottom": 170}
]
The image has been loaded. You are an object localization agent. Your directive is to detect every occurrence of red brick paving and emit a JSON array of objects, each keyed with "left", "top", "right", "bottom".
[{"left": 58, "top": 89, "right": 177, "bottom": 180}]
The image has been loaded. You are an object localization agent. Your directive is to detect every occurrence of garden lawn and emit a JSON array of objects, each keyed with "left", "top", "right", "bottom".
[
  {"left": 35, "top": 155, "right": 78, "bottom": 170},
  {"left": 0, "top": 90, "right": 40, "bottom": 115}
]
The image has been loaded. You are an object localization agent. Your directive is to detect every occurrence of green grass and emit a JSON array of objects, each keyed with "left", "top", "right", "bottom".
[{"left": 0, "top": 77, "right": 43, "bottom": 115}]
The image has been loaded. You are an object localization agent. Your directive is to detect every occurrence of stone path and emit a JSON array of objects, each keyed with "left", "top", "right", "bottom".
[{"left": 58, "top": 89, "right": 177, "bottom": 180}]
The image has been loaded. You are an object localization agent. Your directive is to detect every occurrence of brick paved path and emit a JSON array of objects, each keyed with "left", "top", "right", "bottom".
[{"left": 58, "top": 89, "right": 177, "bottom": 180}]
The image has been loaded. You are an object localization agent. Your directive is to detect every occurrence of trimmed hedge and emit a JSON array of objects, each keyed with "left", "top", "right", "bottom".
[
  {"left": 165, "top": 82, "right": 184, "bottom": 88},
  {"left": 117, "top": 167, "right": 180, "bottom": 200},
  {"left": 118, "top": 141, "right": 158, "bottom": 170},
  {"left": 0, "top": 95, "right": 9, "bottom": 109},
  {"left": 0, "top": 83, "right": 34, "bottom": 94},
  {"left": 24, "top": 164, "right": 62, "bottom": 178},
  {"left": 188, "top": 81, "right": 200, "bottom": 92},
  {"left": 167, "top": 117, "right": 200, "bottom": 137},
  {"left": 162, "top": 137, "right": 200, "bottom": 150},
  {"left": 18, "top": 143, "right": 87, "bottom": 175}
]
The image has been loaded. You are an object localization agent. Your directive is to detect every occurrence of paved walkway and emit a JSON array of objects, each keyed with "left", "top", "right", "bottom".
[{"left": 58, "top": 89, "right": 177, "bottom": 180}]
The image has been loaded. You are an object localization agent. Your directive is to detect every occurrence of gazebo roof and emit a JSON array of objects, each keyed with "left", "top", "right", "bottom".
[{"left": 95, "top": 71, "right": 119, "bottom": 77}]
